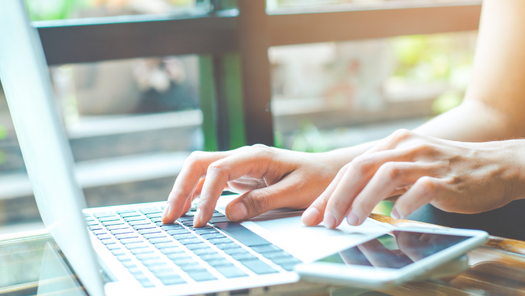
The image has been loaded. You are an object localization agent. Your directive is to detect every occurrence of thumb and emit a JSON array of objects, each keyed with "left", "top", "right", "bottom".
[{"left": 225, "top": 176, "right": 299, "bottom": 221}]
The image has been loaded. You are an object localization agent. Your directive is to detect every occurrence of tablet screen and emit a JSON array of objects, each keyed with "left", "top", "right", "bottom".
[{"left": 317, "top": 231, "right": 470, "bottom": 269}]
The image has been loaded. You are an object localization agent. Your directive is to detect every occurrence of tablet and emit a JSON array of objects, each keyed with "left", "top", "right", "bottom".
[{"left": 295, "top": 227, "right": 488, "bottom": 288}]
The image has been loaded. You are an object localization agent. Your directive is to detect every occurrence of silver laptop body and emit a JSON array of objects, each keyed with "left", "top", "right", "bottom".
[{"left": 0, "top": 1, "right": 391, "bottom": 295}]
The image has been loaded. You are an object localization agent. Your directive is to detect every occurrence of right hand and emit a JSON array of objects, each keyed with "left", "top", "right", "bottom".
[{"left": 161, "top": 145, "right": 342, "bottom": 227}]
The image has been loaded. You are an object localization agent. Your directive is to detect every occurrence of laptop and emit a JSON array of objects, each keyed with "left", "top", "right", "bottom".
[{"left": 0, "top": 1, "right": 393, "bottom": 295}]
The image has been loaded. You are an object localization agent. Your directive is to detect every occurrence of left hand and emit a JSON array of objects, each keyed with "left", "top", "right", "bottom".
[{"left": 301, "top": 129, "right": 525, "bottom": 229}]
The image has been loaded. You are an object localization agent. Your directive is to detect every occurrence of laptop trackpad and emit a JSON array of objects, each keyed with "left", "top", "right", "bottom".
[{"left": 242, "top": 216, "right": 392, "bottom": 263}]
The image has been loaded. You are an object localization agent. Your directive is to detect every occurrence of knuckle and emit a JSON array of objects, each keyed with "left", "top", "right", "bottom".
[
  {"left": 245, "top": 190, "right": 271, "bottom": 213},
  {"left": 390, "top": 129, "right": 412, "bottom": 143},
  {"left": 251, "top": 144, "right": 274, "bottom": 158},
  {"left": 349, "top": 155, "right": 372, "bottom": 174},
  {"left": 207, "top": 160, "right": 228, "bottom": 174},
  {"left": 417, "top": 176, "right": 437, "bottom": 194},
  {"left": 185, "top": 151, "right": 206, "bottom": 166},
  {"left": 378, "top": 162, "right": 402, "bottom": 181}
]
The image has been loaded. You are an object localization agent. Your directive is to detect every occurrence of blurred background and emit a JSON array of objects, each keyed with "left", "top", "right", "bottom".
[{"left": 0, "top": 0, "right": 477, "bottom": 236}]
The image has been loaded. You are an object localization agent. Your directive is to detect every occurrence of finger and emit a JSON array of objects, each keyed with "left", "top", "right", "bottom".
[
  {"left": 348, "top": 162, "right": 438, "bottom": 226},
  {"left": 182, "top": 178, "right": 206, "bottom": 215},
  {"left": 225, "top": 173, "right": 304, "bottom": 222},
  {"left": 322, "top": 150, "right": 418, "bottom": 228},
  {"left": 194, "top": 147, "right": 280, "bottom": 227},
  {"left": 301, "top": 165, "right": 347, "bottom": 227},
  {"left": 390, "top": 176, "right": 442, "bottom": 219},
  {"left": 163, "top": 151, "right": 233, "bottom": 223}
]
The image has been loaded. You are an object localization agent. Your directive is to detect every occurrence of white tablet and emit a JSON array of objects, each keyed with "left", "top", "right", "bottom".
[{"left": 295, "top": 227, "right": 488, "bottom": 288}]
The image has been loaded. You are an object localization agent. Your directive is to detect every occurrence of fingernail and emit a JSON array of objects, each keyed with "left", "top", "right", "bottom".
[
  {"left": 302, "top": 207, "right": 320, "bottom": 224},
  {"left": 162, "top": 204, "right": 170, "bottom": 218},
  {"left": 228, "top": 203, "right": 248, "bottom": 221},
  {"left": 346, "top": 210, "right": 359, "bottom": 226},
  {"left": 391, "top": 208, "right": 403, "bottom": 220},
  {"left": 324, "top": 211, "right": 337, "bottom": 229}
]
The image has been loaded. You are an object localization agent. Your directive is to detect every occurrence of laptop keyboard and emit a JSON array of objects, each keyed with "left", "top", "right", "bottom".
[{"left": 84, "top": 206, "right": 302, "bottom": 288}]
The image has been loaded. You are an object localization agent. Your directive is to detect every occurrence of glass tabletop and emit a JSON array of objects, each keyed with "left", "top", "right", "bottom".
[{"left": 0, "top": 233, "right": 86, "bottom": 296}]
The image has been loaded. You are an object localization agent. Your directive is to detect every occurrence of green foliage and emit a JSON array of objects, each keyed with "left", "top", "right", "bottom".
[
  {"left": 291, "top": 118, "right": 329, "bottom": 153},
  {"left": 25, "top": 0, "right": 86, "bottom": 21},
  {"left": 432, "top": 92, "right": 463, "bottom": 115},
  {"left": 391, "top": 34, "right": 474, "bottom": 84}
]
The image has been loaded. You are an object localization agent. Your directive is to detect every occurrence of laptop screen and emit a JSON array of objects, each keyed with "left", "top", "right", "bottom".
[{"left": 0, "top": 1, "right": 104, "bottom": 295}]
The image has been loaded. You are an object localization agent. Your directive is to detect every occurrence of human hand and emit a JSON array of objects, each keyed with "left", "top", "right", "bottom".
[
  {"left": 302, "top": 129, "right": 525, "bottom": 229},
  {"left": 162, "top": 145, "right": 342, "bottom": 227}
]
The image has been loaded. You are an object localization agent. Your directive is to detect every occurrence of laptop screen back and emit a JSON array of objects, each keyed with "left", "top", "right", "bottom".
[{"left": 0, "top": 1, "right": 104, "bottom": 295}]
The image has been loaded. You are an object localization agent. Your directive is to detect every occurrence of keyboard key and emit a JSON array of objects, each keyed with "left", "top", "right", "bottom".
[
  {"left": 231, "top": 253, "right": 258, "bottom": 261},
  {"left": 166, "top": 253, "right": 191, "bottom": 261},
  {"left": 122, "top": 261, "right": 136, "bottom": 268},
  {"left": 139, "top": 207, "right": 162, "bottom": 214},
  {"left": 142, "top": 259, "right": 168, "bottom": 267},
  {"left": 111, "top": 229, "right": 134, "bottom": 235},
  {"left": 100, "top": 239, "right": 117, "bottom": 245},
  {"left": 112, "top": 249, "right": 126, "bottom": 256},
  {"left": 146, "top": 213, "right": 162, "bottom": 218},
  {"left": 222, "top": 248, "right": 247, "bottom": 255},
  {"left": 206, "top": 259, "right": 233, "bottom": 267},
  {"left": 120, "top": 213, "right": 141, "bottom": 218},
  {"left": 106, "top": 225, "right": 129, "bottom": 231},
  {"left": 272, "top": 257, "right": 302, "bottom": 266},
  {"left": 148, "top": 238, "right": 173, "bottom": 244},
  {"left": 93, "top": 211, "right": 115, "bottom": 218},
  {"left": 89, "top": 226, "right": 103, "bottom": 231},
  {"left": 215, "top": 243, "right": 239, "bottom": 250},
  {"left": 130, "top": 248, "right": 155, "bottom": 255},
  {"left": 154, "top": 242, "right": 179, "bottom": 249},
  {"left": 193, "top": 228, "right": 217, "bottom": 235},
  {"left": 103, "top": 221, "right": 125, "bottom": 227},
  {"left": 127, "top": 267, "right": 142, "bottom": 275},
  {"left": 199, "top": 254, "right": 224, "bottom": 261},
  {"left": 214, "top": 222, "right": 270, "bottom": 247},
  {"left": 200, "top": 233, "right": 226, "bottom": 240},
  {"left": 160, "top": 247, "right": 185, "bottom": 255},
  {"left": 115, "top": 234, "right": 139, "bottom": 240},
  {"left": 138, "top": 229, "right": 162, "bottom": 235},
  {"left": 208, "top": 238, "right": 233, "bottom": 245},
  {"left": 139, "top": 280, "right": 155, "bottom": 288},
  {"left": 106, "top": 244, "right": 120, "bottom": 250},
  {"left": 185, "top": 244, "right": 209, "bottom": 250},
  {"left": 116, "top": 209, "right": 137, "bottom": 214},
  {"left": 124, "top": 216, "right": 146, "bottom": 222},
  {"left": 125, "top": 243, "right": 150, "bottom": 250},
  {"left": 179, "top": 263, "right": 206, "bottom": 272},
  {"left": 170, "top": 257, "right": 196, "bottom": 265},
  {"left": 151, "top": 268, "right": 178, "bottom": 277},
  {"left": 133, "top": 224, "right": 157, "bottom": 230},
  {"left": 143, "top": 233, "right": 167, "bottom": 239},
  {"left": 92, "top": 229, "right": 107, "bottom": 235},
  {"left": 193, "top": 248, "right": 217, "bottom": 256},
  {"left": 116, "top": 255, "right": 131, "bottom": 262},
  {"left": 167, "top": 229, "right": 190, "bottom": 236},
  {"left": 215, "top": 266, "right": 248, "bottom": 278},
  {"left": 96, "top": 234, "right": 112, "bottom": 240},
  {"left": 241, "top": 260, "right": 278, "bottom": 274},
  {"left": 251, "top": 244, "right": 282, "bottom": 254},
  {"left": 263, "top": 252, "right": 292, "bottom": 260},
  {"left": 187, "top": 271, "right": 217, "bottom": 282},
  {"left": 158, "top": 275, "right": 186, "bottom": 286},
  {"left": 86, "top": 221, "right": 99, "bottom": 227},
  {"left": 120, "top": 238, "right": 143, "bottom": 245},
  {"left": 179, "top": 238, "right": 202, "bottom": 245},
  {"left": 281, "top": 264, "right": 297, "bottom": 271},
  {"left": 128, "top": 220, "right": 151, "bottom": 226},
  {"left": 149, "top": 218, "right": 163, "bottom": 223},
  {"left": 136, "top": 253, "right": 160, "bottom": 261},
  {"left": 171, "top": 233, "right": 194, "bottom": 240},
  {"left": 98, "top": 217, "right": 121, "bottom": 222},
  {"left": 161, "top": 224, "right": 183, "bottom": 231}
]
